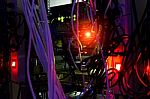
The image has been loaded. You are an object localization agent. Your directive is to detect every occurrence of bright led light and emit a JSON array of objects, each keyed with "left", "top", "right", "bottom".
[
  {"left": 85, "top": 32, "right": 91, "bottom": 38},
  {"left": 116, "top": 63, "right": 121, "bottom": 71},
  {"left": 11, "top": 61, "right": 16, "bottom": 67}
]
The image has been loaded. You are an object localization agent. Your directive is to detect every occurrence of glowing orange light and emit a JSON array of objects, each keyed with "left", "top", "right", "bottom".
[
  {"left": 115, "top": 63, "right": 121, "bottom": 71},
  {"left": 78, "top": 22, "right": 96, "bottom": 47},
  {"left": 85, "top": 32, "right": 91, "bottom": 38},
  {"left": 84, "top": 51, "right": 87, "bottom": 54}
]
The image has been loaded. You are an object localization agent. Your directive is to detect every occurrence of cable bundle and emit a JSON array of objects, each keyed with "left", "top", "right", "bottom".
[
  {"left": 116, "top": 0, "right": 150, "bottom": 98},
  {"left": 21, "top": 0, "right": 65, "bottom": 99}
]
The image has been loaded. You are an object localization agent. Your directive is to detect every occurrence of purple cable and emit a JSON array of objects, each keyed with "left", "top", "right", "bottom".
[
  {"left": 39, "top": 0, "right": 65, "bottom": 98},
  {"left": 101, "top": 50, "right": 110, "bottom": 99},
  {"left": 41, "top": 0, "right": 65, "bottom": 98},
  {"left": 21, "top": 0, "right": 36, "bottom": 99},
  {"left": 22, "top": 0, "right": 67, "bottom": 98}
]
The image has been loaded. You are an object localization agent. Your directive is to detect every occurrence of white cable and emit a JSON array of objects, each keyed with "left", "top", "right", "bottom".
[
  {"left": 104, "top": 0, "right": 112, "bottom": 18},
  {"left": 71, "top": 0, "right": 83, "bottom": 50},
  {"left": 68, "top": 38, "right": 79, "bottom": 70}
]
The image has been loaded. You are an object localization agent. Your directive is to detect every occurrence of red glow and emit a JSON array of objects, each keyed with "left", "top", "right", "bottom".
[
  {"left": 10, "top": 51, "right": 18, "bottom": 80},
  {"left": 115, "top": 63, "right": 121, "bottom": 71},
  {"left": 146, "top": 60, "right": 150, "bottom": 81},
  {"left": 11, "top": 55, "right": 18, "bottom": 68}
]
